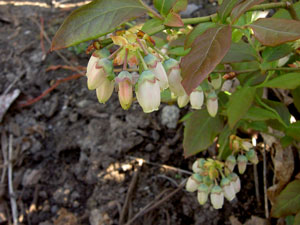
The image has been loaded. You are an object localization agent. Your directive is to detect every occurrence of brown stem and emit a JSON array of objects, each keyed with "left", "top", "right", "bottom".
[
  {"left": 137, "top": 38, "right": 149, "bottom": 55},
  {"left": 123, "top": 48, "right": 129, "bottom": 71},
  {"left": 108, "top": 46, "right": 123, "bottom": 60}
]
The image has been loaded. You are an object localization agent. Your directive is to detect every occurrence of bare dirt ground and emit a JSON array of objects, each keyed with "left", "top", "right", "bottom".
[{"left": 0, "top": 0, "right": 267, "bottom": 224}]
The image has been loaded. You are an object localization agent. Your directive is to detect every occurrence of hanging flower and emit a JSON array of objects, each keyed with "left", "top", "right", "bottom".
[
  {"left": 228, "top": 172, "right": 241, "bottom": 193},
  {"left": 190, "top": 86, "right": 204, "bottom": 110},
  {"left": 116, "top": 71, "right": 134, "bottom": 110},
  {"left": 186, "top": 174, "right": 202, "bottom": 192},
  {"left": 246, "top": 149, "right": 259, "bottom": 164},
  {"left": 164, "top": 58, "right": 185, "bottom": 96},
  {"left": 96, "top": 78, "right": 115, "bottom": 104},
  {"left": 197, "top": 183, "right": 209, "bottom": 205},
  {"left": 136, "top": 70, "right": 161, "bottom": 113},
  {"left": 206, "top": 91, "right": 218, "bottom": 117},
  {"left": 225, "top": 155, "right": 236, "bottom": 172},
  {"left": 177, "top": 92, "right": 189, "bottom": 108},
  {"left": 144, "top": 54, "right": 168, "bottom": 90},
  {"left": 210, "top": 185, "right": 224, "bottom": 209},
  {"left": 221, "top": 177, "right": 236, "bottom": 201},
  {"left": 237, "top": 155, "right": 248, "bottom": 174}
]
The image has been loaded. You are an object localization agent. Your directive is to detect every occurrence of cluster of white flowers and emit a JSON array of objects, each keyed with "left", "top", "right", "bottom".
[
  {"left": 85, "top": 28, "right": 221, "bottom": 115},
  {"left": 186, "top": 138, "right": 259, "bottom": 209}
]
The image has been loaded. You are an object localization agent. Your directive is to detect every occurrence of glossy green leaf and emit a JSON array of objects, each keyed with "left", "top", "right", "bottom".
[
  {"left": 184, "top": 22, "right": 216, "bottom": 48},
  {"left": 180, "top": 25, "right": 232, "bottom": 95},
  {"left": 273, "top": 2, "right": 300, "bottom": 19},
  {"left": 294, "top": 212, "right": 300, "bottom": 225},
  {"left": 218, "top": 0, "right": 240, "bottom": 22},
  {"left": 168, "top": 46, "right": 190, "bottom": 56},
  {"left": 183, "top": 109, "right": 223, "bottom": 157},
  {"left": 222, "top": 41, "right": 256, "bottom": 63},
  {"left": 141, "top": 18, "right": 164, "bottom": 34},
  {"left": 292, "top": 87, "right": 300, "bottom": 113},
  {"left": 227, "top": 86, "right": 256, "bottom": 128},
  {"left": 244, "top": 106, "right": 278, "bottom": 121},
  {"left": 231, "top": 0, "right": 264, "bottom": 23},
  {"left": 51, "top": 0, "right": 147, "bottom": 50},
  {"left": 257, "top": 73, "right": 300, "bottom": 89},
  {"left": 249, "top": 18, "right": 300, "bottom": 47},
  {"left": 217, "top": 125, "right": 233, "bottom": 160},
  {"left": 263, "top": 99, "right": 291, "bottom": 126},
  {"left": 286, "top": 121, "right": 300, "bottom": 141},
  {"left": 271, "top": 180, "right": 300, "bottom": 218},
  {"left": 154, "top": 0, "right": 176, "bottom": 16},
  {"left": 262, "top": 44, "right": 293, "bottom": 62}
]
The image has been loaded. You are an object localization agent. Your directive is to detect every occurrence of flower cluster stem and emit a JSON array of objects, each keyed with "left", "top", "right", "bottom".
[{"left": 137, "top": 50, "right": 148, "bottom": 71}]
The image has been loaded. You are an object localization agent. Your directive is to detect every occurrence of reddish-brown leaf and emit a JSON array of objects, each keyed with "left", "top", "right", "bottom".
[
  {"left": 164, "top": 11, "right": 184, "bottom": 27},
  {"left": 231, "top": 0, "right": 264, "bottom": 23},
  {"left": 249, "top": 18, "right": 300, "bottom": 47},
  {"left": 180, "top": 25, "right": 231, "bottom": 94}
]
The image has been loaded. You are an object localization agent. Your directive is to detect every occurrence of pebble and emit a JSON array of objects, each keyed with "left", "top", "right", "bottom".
[{"left": 161, "top": 105, "right": 180, "bottom": 129}]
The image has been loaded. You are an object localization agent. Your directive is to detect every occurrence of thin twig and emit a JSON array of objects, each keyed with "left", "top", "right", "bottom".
[
  {"left": 263, "top": 144, "right": 269, "bottom": 218},
  {"left": 1, "top": 132, "right": 8, "bottom": 185},
  {"left": 8, "top": 135, "right": 18, "bottom": 225},
  {"left": 119, "top": 163, "right": 142, "bottom": 225},
  {"left": 253, "top": 163, "right": 260, "bottom": 206},
  {"left": 127, "top": 156, "right": 192, "bottom": 175},
  {"left": 125, "top": 179, "right": 186, "bottom": 225}
]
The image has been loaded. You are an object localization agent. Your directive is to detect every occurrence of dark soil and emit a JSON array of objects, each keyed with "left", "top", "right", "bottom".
[{"left": 0, "top": 1, "right": 267, "bottom": 224}]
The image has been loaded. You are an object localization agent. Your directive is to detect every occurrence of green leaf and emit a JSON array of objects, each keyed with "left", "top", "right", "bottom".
[
  {"left": 217, "top": 125, "right": 233, "bottom": 160},
  {"left": 172, "top": 0, "right": 188, "bottom": 13},
  {"left": 286, "top": 215, "right": 295, "bottom": 225},
  {"left": 227, "top": 86, "right": 256, "bottom": 128},
  {"left": 141, "top": 18, "right": 164, "bottom": 34},
  {"left": 271, "top": 180, "right": 300, "bottom": 218},
  {"left": 262, "top": 44, "right": 293, "bottom": 62},
  {"left": 154, "top": 0, "right": 176, "bottom": 16},
  {"left": 286, "top": 121, "right": 300, "bottom": 141},
  {"left": 51, "top": 0, "right": 147, "bottom": 50},
  {"left": 218, "top": 0, "right": 240, "bottom": 22},
  {"left": 180, "top": 25, "right": 232, "bottom": 95},
  {"left": 184, "top": 22, "right": 216, "bottom": 48},
  {"left": 222, "top": 41, "right": 257, "bottom": 63},
  {"left": 231, "top": 0, "right": 264, "bottom": 23},
  {"left": 294, "top": 212, "right": 300, "bottom": 225},
  {"left": 244, "top": 106, "right": 278, "bottom": 121},
  {"left": 248, "top": 18, "right": 300, "bottom": 47},
  {"left": 263, "top": 99, "right": 291, "bottom": 126},
  {"left": 291, "top": 87, "right": 300, "bottom": 113},
  {"left": 257, "top": 73, "right": 300, "bottom": 89},
  {"left": 164, "top": 11, "right": 184, "bottom": 27},
  {"left": 273, "top": 2, "right": 300, "bottom": 20},
  {"left": 168, "top": 46, "right": 190, "bottom": 56},
  {"left": 183, "top": 109, "right": 223, "bottom": 157}
]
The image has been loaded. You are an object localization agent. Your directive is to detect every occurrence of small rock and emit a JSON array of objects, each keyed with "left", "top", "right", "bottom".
[
  {"left": 89, "top": 209, "right": 112, "bottom": 225},
  {"left": 22, "top": 169, "right": 42, "bottom": 187},
  {"left": 150, "top": 130, "right": 160, "bottom": 142},
  {"left": 161, "top": 105, "right": 180, "bottom": 129},
  {"left": 51, "top": 205, "right": 59, "bottom": 214},
  {"left": 159, "top": 145, "right": 172, "bottom": 162},
  {"left": 181, "top": 4, "right": 201, "bottom": 17},
  {"left": 145, "top": 143, "right": 155, "bottom": 152}
]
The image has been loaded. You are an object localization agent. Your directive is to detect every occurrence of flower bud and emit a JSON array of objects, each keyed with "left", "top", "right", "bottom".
[
  {"left": 206, "top": 91, "right": 218, "bottom": 117},
  {"left": 164, "top": 58, "right": 185, "bottom": 96},
  {"left": 87, "top": 49, "right": 110, "bottom": 75},
  {"left": 241, "top": 141, "right": 252, "bottom": 151},
  {"left": 177, "top": 93, "right": 189, "bottom": 108},
  {"left": 228, "top": 172, "right": 241, "bottom": 193},
  {"left": 225, "top": 155, "right": 236, "bottom": 172},
  {"left": 210, "top": 185, "right": 224, "bottom": 209},
  {"left": 221, "top": 177, "right": 236, "bottom": 201},
  {"left": 190, "top": 86, "right": 204, "bottom": 110},
  {"left": 186, "top": 174, "right": 202, "bottom": 192},
  {"left": 237, "top": 155, "right": 248, "bottom": 174},
  {"left": 246, "top": 149, "right": 259, "bottom": 165},
  {"left": 136, "top": 70, "right": 161, "bottom": 113},
  {"left": 96, "top": 78, "right": 115, "bottom": 103},
  {"left": 144, "top": 54, "right": 168, "bottom": 90},
  {"left": 87, "top": 58, "right": 114, "bottom": 90},
  {"left": 210, "top": 74, "right": 222, "bottom": 90},
  {"left": 116, "top": 71, "right": 133, "bottom": 110},
  {"left": 197, "top": 183, "right": 209, "bottom": 205},
  {"left": 192, "top": 160, "right": 201, "bottom": 174}
]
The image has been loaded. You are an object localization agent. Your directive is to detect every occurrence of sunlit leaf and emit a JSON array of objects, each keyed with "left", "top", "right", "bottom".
[
  {"left": 227, "top": 86, "right": 256, "bottom": 128},
  {"left": 271, "top": 180, "right": 300, "bottom": 218},
  {"left": 249, "top": 18, "right": 300, "bottom": 47},
  {"left": 141, "top": 18, "right": 164, "bottom": 34},
  {"left": 154, "top": 0, "right": 177, "bottom": 16},
  {"left": 257, "top": 73, "right": 300, "bottom": 89},
  {"left": 231, "top": 0, "right": 264, "bottom": 23},
  {"left": 51, "top": 0, "right": 147, "bottom": 50},
  {"left": 164, "top": 11, "right": 184, "bottom": 27},
  {"left": 183, "top": 109, "right": 223, "bottom": 158},
  {"left": 180, "top": 25, "right": 232, "bottom": 95}
]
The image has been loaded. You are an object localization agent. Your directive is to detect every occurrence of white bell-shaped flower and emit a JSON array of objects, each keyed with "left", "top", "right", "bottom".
[
  {"left": 210, "top": 185, "right": 224, "bottom": 209},
  {"left": 221, "top": 177, "right": 236, "bottom": 201},
  {"left": 190, "top": 86, "right": 204, "bottom": 110},
  {"left": 164, "top": 58, "right": 185, "bottom": 96},
  {"left": 96, "top": 78, "right": 115, "bottom": 104}
]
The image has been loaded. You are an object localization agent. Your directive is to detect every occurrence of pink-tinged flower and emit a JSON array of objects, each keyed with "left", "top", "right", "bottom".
[
  {"left": 96, "top": 78, "right": 115, "bottom": 104},
  {"left": 221, "top": 177, "right": 236, "bottom": 201},
  {"left": 210, "top": 185, "right": 224, "bottom": 209},
  {"left": 228, "top": 173, "right": 241, "bottom": 193},
  {"left": 116, "top": 71, "right": 133, "bottom": 110},
  {"left": 237, "top": 155, "right": 248, "bottom": 174},
  {"left": 246, "top": 149, "right": 259, "bottom": 165},
  {"left": 144, "top": 54, "right": 168, "bottom": 90},
  {"left": 164, "top": 58, "right": 185, "bottom": 96},
  {"left": 186, "top": 174, "right": 202, "bottom": 192},
  {"left": 86, "top": 49, "right": 110, "bottom": 75},
  {"left": 206, "top": 91, "right": 218, "bottom": 117},
  {"left": 225, "top": 155, "right": 236, "bottom": 172},
  {"left": 190, "top": 86, "right": 204, "bottom": 110},
  {"left": 87, "top": 58, "right": 114, "bottom": 90},
  {"left": 177, "top": 92, "right": 189, "bottom": 108},
  {"left": 197, "top": 183, "right": 209, "bottom": 205},
  {"left": 136, "top": 70, "right": 161, "bottom": 113}
]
